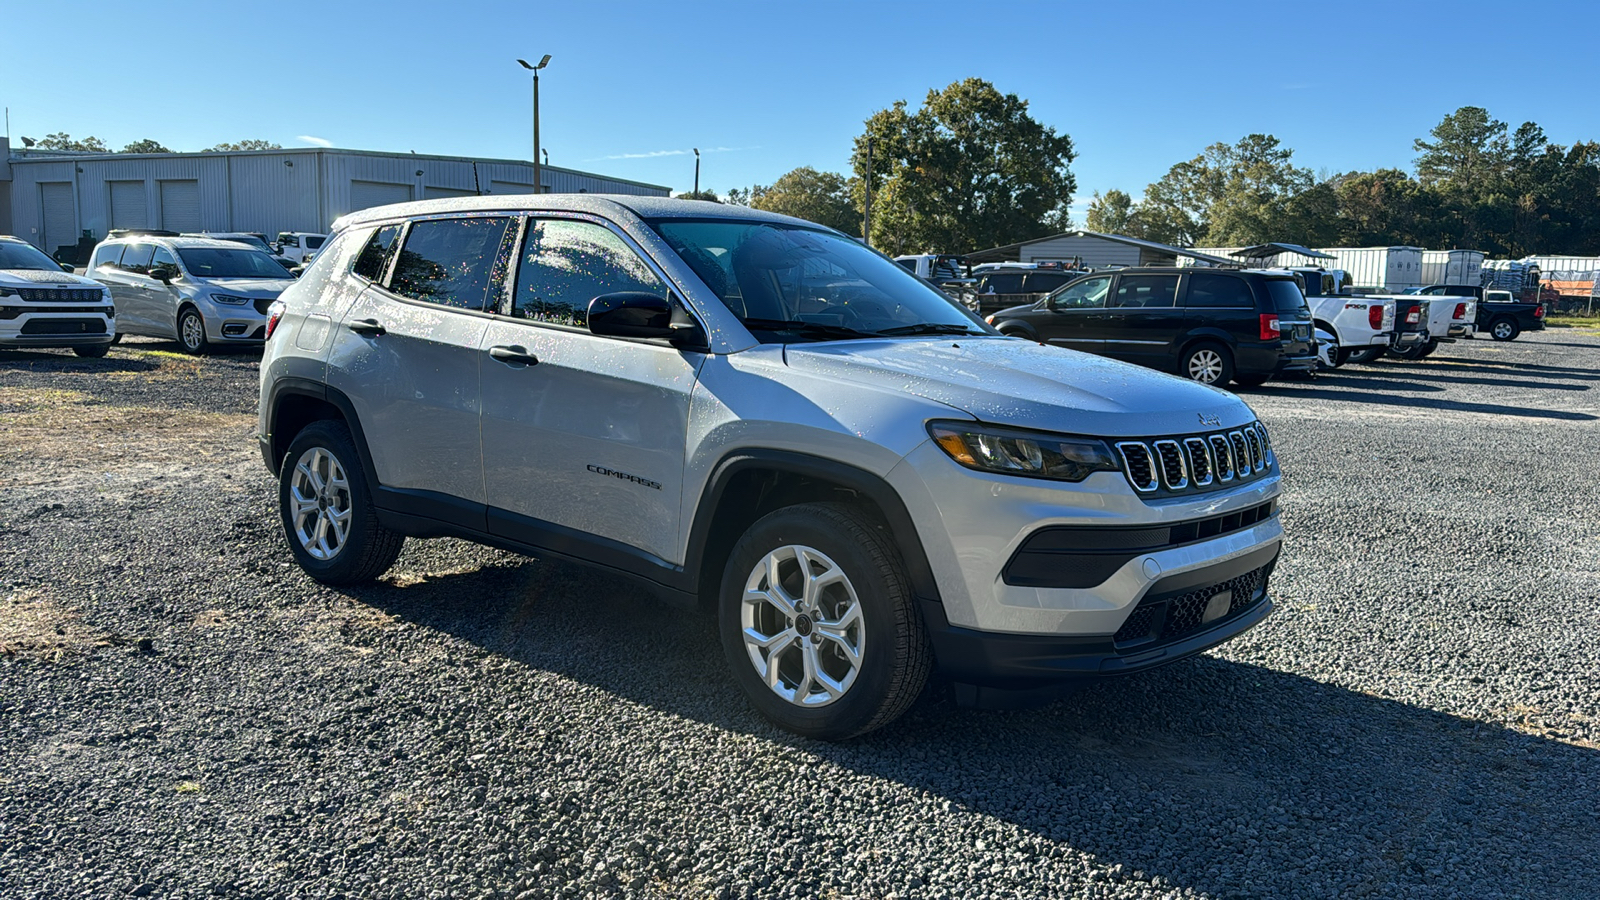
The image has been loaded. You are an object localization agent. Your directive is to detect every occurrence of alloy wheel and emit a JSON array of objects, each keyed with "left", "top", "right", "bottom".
[
  {"left": 1187, "top": 349, "right": 1224, "bottom": 383},
  {"left": 741, "top": 544, "right": 864, "bottom": 708},
  {"left": 181, "top": 313, "right": 205, "bottom": 351},
  {"left": 1494, "top": 321, "right": 1514, "bottom": 340},
  {"left": 288, "top": 447, "right": 353, "bottom": 561}
]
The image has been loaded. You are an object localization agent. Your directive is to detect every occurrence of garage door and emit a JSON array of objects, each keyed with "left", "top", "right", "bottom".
[
  {"left": 39, "top": 182, "right": 76, "bottom": 257},
  {"left": 159, "top": 180, "right": 202, "bottom": 233},
  {"left": 349, "top": 181, "right": 412, "bottom": 212},
  {"left": 422, "top": 186, "right": 477, "bottom": 200},
  {"left": 109, "top": 181, "right": 148, "bottom": 230},
  {"left": 488, "top": 180, "right": 536, "bottom": 195}
]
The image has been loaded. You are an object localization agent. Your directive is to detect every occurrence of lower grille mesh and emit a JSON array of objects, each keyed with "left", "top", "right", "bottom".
[{"left": 1113, "top": 565, "right": 1269, "bottom": 646}]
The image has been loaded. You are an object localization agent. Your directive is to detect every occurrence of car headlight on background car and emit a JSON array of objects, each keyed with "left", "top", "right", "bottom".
[
  {"left": 211, "top": 294, "right": 250, "bottom": 306},
  {"left": 928, "top": 421, "right": 1119, "bottom": 482}
]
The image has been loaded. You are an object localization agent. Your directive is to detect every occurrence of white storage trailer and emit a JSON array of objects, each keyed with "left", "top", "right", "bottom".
[
  {"left": 1420, "top": 250, "right": 1484, "bottom": 287},
  {"left": 1322, "top": 247, "right": 1425, "bottom": 292}
]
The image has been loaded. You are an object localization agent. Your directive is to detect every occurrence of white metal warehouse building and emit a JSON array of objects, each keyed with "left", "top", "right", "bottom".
[
  {"left": 968, "top": 230, "right": 1233, "bottom": 268},
  {"left": 0, "top": 137, "right": 668, "bottom": 259}
]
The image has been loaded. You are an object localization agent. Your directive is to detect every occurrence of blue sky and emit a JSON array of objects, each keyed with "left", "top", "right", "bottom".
[{"left": 4, "top": 0, "right": 1596, "bottom": 219}]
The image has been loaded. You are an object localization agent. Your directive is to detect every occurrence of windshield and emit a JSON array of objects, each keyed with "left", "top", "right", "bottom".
[
  {"left": 1265, "top": 279, "right": 1311, "bottom": 316},
  {"left": 0, "top": 241, "right": 63, "bottom": 271},
  {"left": 177, "top": 247, "right": 293, "bottom": 279},
  {"left": 217, "top": 236, "right": 274, "bottom": 254},
  {"left": 647, "top": 219, "right": 988, "bottom": 342}
]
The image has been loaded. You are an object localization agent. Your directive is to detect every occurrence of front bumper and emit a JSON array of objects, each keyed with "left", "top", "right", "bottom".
[
  {"left": 922, "top": 541, "right": 1278, "bottom": 690},
  {"left": 0, "top": 309, "right": 116, "bottom": 348}
]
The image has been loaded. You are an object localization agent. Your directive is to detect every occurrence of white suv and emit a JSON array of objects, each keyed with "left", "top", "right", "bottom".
[
  {"left": 0, "top": 236, "right": 117, "bottom": 357},
  {"left": 257, "top": 196, "right": 1284, "bottom": 739}
]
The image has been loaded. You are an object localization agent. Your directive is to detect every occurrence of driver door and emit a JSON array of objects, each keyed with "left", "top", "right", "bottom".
[{"left": 1038, "top": 275, "right": 1112, "bottom": 353}]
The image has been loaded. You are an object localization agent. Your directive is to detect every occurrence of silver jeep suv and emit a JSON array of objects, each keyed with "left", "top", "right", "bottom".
[{"left": 258, "top": 196, "right": 1284, "bottom": 739}]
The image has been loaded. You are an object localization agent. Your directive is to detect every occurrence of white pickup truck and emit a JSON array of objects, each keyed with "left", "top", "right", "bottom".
[
  {"left": 1368, "top": 294, "right": 1476, "bottom": 359},
  {"left": 1306, "top": 294, "right": 1395, "bottom": 366}
]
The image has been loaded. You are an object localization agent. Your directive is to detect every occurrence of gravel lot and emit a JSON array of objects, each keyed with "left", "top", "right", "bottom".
[{"left": 2, "top": 331, "right": 1597, "bottom": 899}]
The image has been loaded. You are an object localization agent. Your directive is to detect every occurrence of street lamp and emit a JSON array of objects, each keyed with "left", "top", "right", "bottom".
[
  {"left": 516, "top": 54, "right": 552, "bottom": 194},
  {"left": 693, "top": 148, "right": 700, "bottom": 196}
]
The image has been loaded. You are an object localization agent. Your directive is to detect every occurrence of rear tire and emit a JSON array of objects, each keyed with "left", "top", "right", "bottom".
[
  {"left": 73, "top": 344, "right": 110, "bottom": 358},
  {"left": 1490, "top": 318, "right": 1519, "bottom": 341},
  {"left": 1418, "top": 341, "right": 1439, "bottom": 358},
  {"left": 1180, "top": 342, "right": 1234, "bottom": 386},
  {"left": 1389, "top": 339, "right": 1433, "bottom": 360},
  {"left": 278, "top": 420, "right": 404, "bottom": 585},
  {"left": 719, "top": 502, "right": 931, "bottom": 740},
  {"left": 1345, "top": 347, "right": 1385, "bottom": 365}
]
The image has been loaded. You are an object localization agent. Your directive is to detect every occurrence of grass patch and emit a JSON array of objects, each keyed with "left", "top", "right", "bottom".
[{"left": 1545, "top": 315, "right": 1600, "bottom": 329}]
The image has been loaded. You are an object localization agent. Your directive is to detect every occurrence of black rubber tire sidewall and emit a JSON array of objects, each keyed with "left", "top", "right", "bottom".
[
  {"left": 1346, "top": 347, "right": 1385, "bottom": 365},
  {"left": 718, "top": 502, "right": 929, "bottom": 740},
  {"left": 177, "top": 308, "right": 208, "bottom": 355},
  {"left": 278, "top": 420, "right": 403, "bottom": 585},
  {"left": 73, "top": 345, "right": 110, "bottom": 358},
  {"left": 1181, "top": 342, "right": 1234, "bottom": 386}
]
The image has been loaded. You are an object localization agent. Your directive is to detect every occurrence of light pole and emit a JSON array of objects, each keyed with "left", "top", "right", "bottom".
[
  {"left": 516, "top": 55, "right": 552, "bottom": 193},
  {"left": 864, "top": 138, "right": 874, "bottom": 247},
  {"left": 693, "top": 148, "right": 700, "bottom": 196}
]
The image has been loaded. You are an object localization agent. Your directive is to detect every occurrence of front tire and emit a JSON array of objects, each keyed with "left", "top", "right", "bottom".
[
  {"left": 1180, "top": 342, "right": 1234, "bottom": 386},
  {"left": 73, "top": 344, "right": 110, "bottom": 358},
  {"left": 177, "top": 307, "right": 209, "bottom": 355},
  {"left": 719, "top": 502, "right": 931, "bottom": 740},
  {"left": 278, "top": 421, "right": 404, "bottom": 585},
  {"left": 1490, "top": 318, "right": 1520, "bottom": 341}
]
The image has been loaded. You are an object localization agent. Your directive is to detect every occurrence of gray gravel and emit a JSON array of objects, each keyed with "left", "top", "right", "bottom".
[{"left": 2, "top": 331, "right": 1597, "bottom": 899}]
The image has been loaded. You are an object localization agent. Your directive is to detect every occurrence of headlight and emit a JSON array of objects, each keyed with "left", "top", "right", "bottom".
[
  {"left": 928, "top": 422, "right": 1119, "bottom": 482},
  {"left": 211, "top": 294, "right": 250, "bottom": 306}
]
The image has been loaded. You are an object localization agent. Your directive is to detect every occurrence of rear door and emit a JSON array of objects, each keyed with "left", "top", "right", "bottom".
[
  {"left": 478, "top": 216, "right": 702, "bottom": 565},
  {"left": 1035, "top": 274, "right": 1111, "bottom": 353},
  {"left": 1183, "top": 272, "right": 1257, "bottom": 351},
  {"left": 108, "top": 243, "right": 157, "bottom": 335},
  {"left": 1102, "top": 273, "right": 1183, "bottom": 368},
  {"left": 324, "top": 215, "right": 516, "bottom": 522}
]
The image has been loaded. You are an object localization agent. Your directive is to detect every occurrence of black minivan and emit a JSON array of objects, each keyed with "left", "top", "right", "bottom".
[{"left": 985, "top": 268, "right": 1317, "bottom": 387}]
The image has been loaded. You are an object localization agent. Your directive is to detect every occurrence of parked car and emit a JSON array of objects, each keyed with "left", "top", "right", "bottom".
[
  {"left": 0, "top": 235, "right": 116, "bottom": 357},
  {"left": 985, "top": 267, "right": 1317, "bottom": 387},
  {"left": 258, "top": 196, "right": 1285, "bottom": 739},
  {"left": 1369, "top": 293, "right": 1476, "bottom": 359},
  {"left": 1301, "top": 291, "right": 1394, "bottom": 367},
  {"left": 87, "top": 235, "right": 294, "bottom": 353},
  {"left": 970, "top": 264, "right": 1087, "bottom": 316},
  {"left": 184, "top": 232, "right": 296, "bottom": 271},
  {"left": 274, "top": 232, "right": 328, "bottom": 265}
]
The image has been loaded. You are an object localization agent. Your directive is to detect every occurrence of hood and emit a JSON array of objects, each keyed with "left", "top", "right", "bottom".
[
  {"left": 783, "top": 337, "right": 1256, "bottom": 438},
  {"left": 0, "top": 268, "right": 105, "bottom": 289},
  {"left": 196, "top": 277, "right": 294, "bottom": 297}
]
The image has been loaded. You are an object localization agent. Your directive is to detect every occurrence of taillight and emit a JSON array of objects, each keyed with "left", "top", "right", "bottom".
[
  {"left": 1405, "top": 305, "right": 1421, "bottom": 325},
  {"left": 264, "top": 299, "right": 287, "bottom": 340},
  {"left": 1368, "top": 305, "right": 1383, "bottom": 330},
  {"left": 1535, "top": 304, "right": 1545, "bottom": 318},
  {"left": 1258, "top": 314, "right": 1281, "bottom": 341},
  {"left": 1453, "top": 302, "right": 1466, "bottom": 319}
]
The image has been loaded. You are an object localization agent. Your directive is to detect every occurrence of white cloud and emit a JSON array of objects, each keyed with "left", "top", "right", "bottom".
[
  {"left": 585, "top": 145, "right": 758, "bottom": 162},
  {"left": 297, "top": 134, "right": 333, "bottom": 148}
]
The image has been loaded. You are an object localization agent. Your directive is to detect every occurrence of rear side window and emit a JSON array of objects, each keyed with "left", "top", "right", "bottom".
[
  {"left": 305, "top": 235, "right": 326, "bottom": 250},
  {"left": 1265, "top": 279, "right": 1311, "bottom": 315},
  {"left": 120, "top": 243, "right": 155, "bottom": 275},
  {"left": 353, "top": 224, "right": 401, "bottom": 283},
  {"left": 980, "top": 273, "right": 1025, "bottom": 294},
  {"left": 512, "top": 219, "right": 664, "bottom": 328},
  {"left": 1185, "top": 273, "right": 1254, "bottom": 308},
  {"left": 1110, "top": 274, "right": 1180, "bottom": 308},
  {"left": 93, "top": 244, "right": 126, "bottom": 269},
  {"left": 1023, "top": 273, "right": 1072, "bottom": 293},
  {"left": 389, "top": 217, "right": 515, "bottom": 311}
]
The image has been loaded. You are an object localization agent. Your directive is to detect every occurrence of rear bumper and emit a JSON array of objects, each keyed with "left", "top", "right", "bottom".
[{"left": 922, "top": 543, "right": 1278, "bottom": 690}]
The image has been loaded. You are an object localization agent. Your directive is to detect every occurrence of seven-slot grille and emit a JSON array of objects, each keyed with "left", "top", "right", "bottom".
[
  {"left": 1115, "top": 422, "right": 1271, "bottom": 496},
  {"left": 14, "top": 287, "right": 106, "bottom": 302}
]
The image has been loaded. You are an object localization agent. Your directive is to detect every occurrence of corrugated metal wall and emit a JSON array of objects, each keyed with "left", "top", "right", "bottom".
[
  {"left": 7, "top": 149, "right": 668, "bottom": 250},
  {"left": 1020, "top": 235, "right": 1143, "bottom": 268}
]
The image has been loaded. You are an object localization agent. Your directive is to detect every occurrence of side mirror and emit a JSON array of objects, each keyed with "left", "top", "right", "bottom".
[
  {"left": 587, "top": 292, "right": 674, "bottom": 339},
  {"left": 150, "top": 264, "right": 176, "bottom": 283},
  {"left": 59, "top": 262, "right": 74, "bottom": 273}
]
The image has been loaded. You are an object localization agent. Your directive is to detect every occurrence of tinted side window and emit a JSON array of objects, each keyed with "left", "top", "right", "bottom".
[
  {"left": 352, "top": 224, "right": 401, "bottom": 283},
  {"left": 121, "top": 243, "right": 155, "bottom": 275},
  {"left": 305, "top": 236, "right": 325, "bottom": 250},
  {"left": 1266, "top": 279, "right": 1311, "bottom": 315},
  {"left": 389, "top": 217, "right": 514, "bottom": 311},
  {"left": 1185, "top": 273, "right": 1254, "bottom": 308},
  {"left": 1111, "top": 274, "right": 1180, "bottom": 308},
  {"left": 981, "top": 273, "right": 1026, "bottom": 294},
  {"left": 1051, "top": 276, "right": 1111, "bottom": 309},
  {"left": 895, "top": 259, "right": 916, "bottom": 272},
  {"left": 151, "top": 246, "right": 178, "bottom": 270},
  {"left": 1024, "top": 273, "right": 1072, "bottom": 293},
  {"left": 93, "top": 244, "right": 126, "bottom": 269},
  {"left": 512, "top": 220, "right": 664, "bottom": 328}
]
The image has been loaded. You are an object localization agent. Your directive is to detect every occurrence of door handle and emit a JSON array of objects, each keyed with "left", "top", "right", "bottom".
[
  {"left": 347, "top": 318, "right": 386, "bottom": 337},
  {"left": 488, "top": 345, "right": 540, "bottom": 367}
]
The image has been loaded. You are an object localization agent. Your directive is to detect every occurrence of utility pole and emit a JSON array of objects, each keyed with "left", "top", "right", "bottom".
[{"left": 517, "top": 55, "right": 552, "bottom": 193}]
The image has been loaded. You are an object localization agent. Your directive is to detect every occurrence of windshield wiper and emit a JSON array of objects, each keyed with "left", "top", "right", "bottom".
[
  {"left": 738, "top": 318, "right": 879, "bottom": 340},
  {"left": 873, "top": 322, "right": 986, "bottom": 336}
]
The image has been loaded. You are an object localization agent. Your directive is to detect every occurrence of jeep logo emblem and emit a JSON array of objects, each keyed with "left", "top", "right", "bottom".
[{"left": 1198, "top": 413, "right": 1221, "bottom": 427}]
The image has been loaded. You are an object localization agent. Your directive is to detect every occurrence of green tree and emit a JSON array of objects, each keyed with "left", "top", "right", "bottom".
[
  {"left": 849, "top": 78, "right": 1076, "bottom": 254},
  {"left": 120, "top": 139, "right": 170, "bottom": 154},
  {"left": 1136, "top": 134, "right": 1314, "bottom": 246},
  {"left": 749, "top": 167, "right": 859, "bottom": 234},
  {"left": 1085, "top": 189, "right": 1139, "bottom": 236},
  {"left": 673, "top": 190, "right": 721, "bottom": 202},
  {"left": 36, "top": 133, "right": 108, "bottom": 152},
  {"left": 206, "top": 140, "right": 282, "bottom": 151},
  {"left": 1414, "top": 107, "right": 1509, "bottom": 188}
]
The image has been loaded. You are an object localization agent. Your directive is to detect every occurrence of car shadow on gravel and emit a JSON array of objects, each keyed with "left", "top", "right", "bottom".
[
  {"left": 1330, "top": 366, "right": 1590, "bottom": 392},
  {"left": 1246, "top": 385, "right": 1597, "bottom": 421},
  {"left": 0, "top": 349, "right": 162, "bottom": 374},
  {"left": 346, "top": 559, "right": 1598, "bottom": 898},
  {"left": 1413, "top": 356, "right": 1600, "bottom": 381}
]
